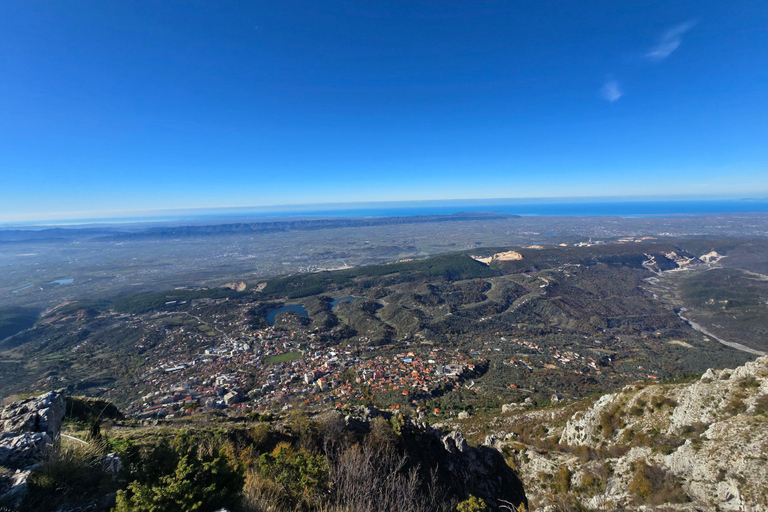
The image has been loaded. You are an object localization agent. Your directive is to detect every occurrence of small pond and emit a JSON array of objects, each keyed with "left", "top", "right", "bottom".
[
  {"left": 265, "top": 296, "right": 362, "bottom": 325},
  {"left": 266, "top": 304, "right": 308, "bottom": 325},
  {"left": 330, "top": 296, "right": 360, "bottom": 308}
]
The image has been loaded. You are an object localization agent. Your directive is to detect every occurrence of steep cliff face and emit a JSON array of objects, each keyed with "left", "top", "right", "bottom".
[
  {"left": 432, "top": 429, "right": 527, "bottom": 510},
  {"left": 486, "top": 357, "right": 768, "bottom": 511}
]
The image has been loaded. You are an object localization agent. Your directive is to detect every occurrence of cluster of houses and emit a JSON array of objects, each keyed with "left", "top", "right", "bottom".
[
  {"left": 111, "top": 296, "right": 658, "bottom": 421},
  {"left": 124, "top": 323, "right": 474, "bottom": 420}
]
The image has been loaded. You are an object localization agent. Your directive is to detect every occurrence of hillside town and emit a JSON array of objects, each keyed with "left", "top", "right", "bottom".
[
  {"left": 112, "top": 301, "right": 654, "bottom": 421},
  {"left": 122, "top": 318, "right": 476, "bottom": 420}
]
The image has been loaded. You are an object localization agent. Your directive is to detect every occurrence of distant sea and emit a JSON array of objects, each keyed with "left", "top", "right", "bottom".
[
  {"left": 285, "top": 200, "right": 768, "bottom": 219},
  {"left": 7, "top": 199, "right": 768, "bottom": 228}
]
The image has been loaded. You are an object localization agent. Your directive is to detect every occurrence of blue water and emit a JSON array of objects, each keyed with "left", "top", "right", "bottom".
[
  {"left": 16, "top": 199, "right": 768, "bottom": 228},
  {"left": 331, "top": 296, "right": 359, "bottom": 308},
  {"left": 266, "top": 297, "right": 360, "bottom": 325},
  {"left": 287, "top": 200, "right": 768, "bottom": 219},
  {"left": 266, "top": 304, "right": 308, "bottom": 325},
  {"left": 50, "top": 278, "right": 74, "bottom": 285}
]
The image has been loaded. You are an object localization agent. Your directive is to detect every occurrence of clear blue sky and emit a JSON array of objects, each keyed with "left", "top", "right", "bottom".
[{"left": 2, "top": 1, "right": 767, "bottom": 221}]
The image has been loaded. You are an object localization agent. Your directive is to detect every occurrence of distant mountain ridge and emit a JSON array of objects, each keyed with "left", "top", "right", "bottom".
[{"left": 0, "top": 212, "right": 517, "bottom": 243}]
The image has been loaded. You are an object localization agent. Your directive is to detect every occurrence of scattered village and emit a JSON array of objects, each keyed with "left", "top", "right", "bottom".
[
  {"left": 110, "top": 296, "right": 652, "bottom": 421},
  {"left": 121, "top": 314, "right": 477, "bottom": 420}
]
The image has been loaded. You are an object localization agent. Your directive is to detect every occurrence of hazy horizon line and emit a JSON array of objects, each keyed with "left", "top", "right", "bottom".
[{"left": 2, "top": 193, "right": 768, "bottom": 228}]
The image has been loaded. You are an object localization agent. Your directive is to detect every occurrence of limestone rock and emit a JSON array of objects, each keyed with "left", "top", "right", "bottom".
[
  {"left": 499, "top": 356, "right": 768, "bottom": 511},
  {"left": 1, "top": 389, "right": 66, "bottom": 439},
  {"left": 442, "top": 431, "right": 470, "bottom": 454},
  {"left": 0, "top": 432, "right": 52, "bottom": 469},
  {"left": 0, "top": 468, "right": 33, "bottom": 510},
  {"left": 0, "top": 389, "right": 66, "bottom": 508}
]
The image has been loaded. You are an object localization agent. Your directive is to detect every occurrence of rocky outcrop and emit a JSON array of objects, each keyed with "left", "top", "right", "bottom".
[
  {"left": 0, "top": 390, "right": 66, "bottom": 508},
  {"left": 484, "top": 357, "right": 768, "bottom": 511},
  {"left": 699, "top": 251, "right": 725, "bottom": 264},
  {"left": 1, "top": 390, "right": 65, "bottom": 469},
  {"left": 438, "top": 430, "right": 526, "bottom": 510},
  {"left": 223, "top": 281, "right": 247, "bottom": 291},
  {"left": 472, "top": 251, "right": 523, "bottom": 265},
  {"left": 338, "top": 406, "right": 527, "bottom": 510}
]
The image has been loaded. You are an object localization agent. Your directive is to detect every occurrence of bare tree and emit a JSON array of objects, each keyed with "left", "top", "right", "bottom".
[{"left": 325, "top": 441, "right": 450, "bottom": 512}]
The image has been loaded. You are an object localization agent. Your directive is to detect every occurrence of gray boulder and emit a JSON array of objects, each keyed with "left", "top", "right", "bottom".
[
  {"left": 0, "top": 432, "right": 52, "bottom": 469},
  {"left": 0, "top": 390, "right": 66, "bottom": 508},
  {"left": 1, "top": 390, "right": 66, "bottom": 439}
]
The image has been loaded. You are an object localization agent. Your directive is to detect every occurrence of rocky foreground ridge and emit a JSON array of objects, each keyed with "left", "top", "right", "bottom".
[
  {"left": 477, "top": 356, "right": 768, "bottom": 511},
  {"left": 339, "top": 406, "right": 527, "bottom": 510},
  {"left": 3, "top": 357, "right": 767, "bottom": 511},
  {"left": 0, "top": 390, "right": 526, "bottom": 511},
  {"left": 0, "top": 390, "right": 66, "bottom": 508}
]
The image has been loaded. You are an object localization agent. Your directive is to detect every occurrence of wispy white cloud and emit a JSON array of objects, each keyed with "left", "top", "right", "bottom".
[
  {"left": 645, "top": 20, "right": 697, "bottom": 61},
  {"left": 601, "top": 80, "right": 622, "bottom": 102}
]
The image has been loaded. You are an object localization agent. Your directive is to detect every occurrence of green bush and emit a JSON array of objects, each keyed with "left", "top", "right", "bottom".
[
  {"left": 257, "top": 442, "right": 329, "bottom": 509},
  {"left": 114, "top": 450, "right": 242, "bottom": 512},
  {"left": 456, "top": 494, "right": 488, "bottom": 512}
]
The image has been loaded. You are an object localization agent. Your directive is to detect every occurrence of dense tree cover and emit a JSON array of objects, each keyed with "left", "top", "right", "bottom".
[
  {"left": 112, "top": 288, "right": 250, "bottom": 315},
  {"left": 262, "top": 254, "right": 497, "bottom": 299}
]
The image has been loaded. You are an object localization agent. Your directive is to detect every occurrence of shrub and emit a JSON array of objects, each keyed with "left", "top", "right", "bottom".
[
  {"left": 257, "top": 443, "right": 329, "bottom": 509},
  {"left": 650, "top": 395, "right": 678, "bottom": 410},
  {"left": 250, "top": 422, "right": 271, "bottom": 448},
  {"left": 754, "top": 394, "right": 768, "bottom": 415},
  {"left": 552, "top": 494, "right": 594, "bottom": 512},
  {"left": 369, "top": 416, "right": 398, "bottom": 450},
  {"left": 628, "top": 460, "right": 688, "bottom": 505},
  {"left": 738, "top": 376, "right": 760, "bottom": 389},
  {"left": 114, "top": 450, "right": 243, "bottom": 512},
  {"left": 555, "top": 466, "right": 572, "bottom": 493},
  {"left": 576, "top": 463, "right": 608, "bottom": 495},
  {"left": 456, "top": 494, "right": 488, "bottom": 512},
  {"left": 21, "top": 440, "right": 114, "bottom": 512},
  {"left": 723, "top": 397, "right": 746, "bottom": 416},
  {"left": 598, "top": 404, "right": 623, "bottom": 437}
]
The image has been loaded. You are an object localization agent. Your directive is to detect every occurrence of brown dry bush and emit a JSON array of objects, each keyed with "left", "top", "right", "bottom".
[
  {"left": 598, "top": 404, "right": 624, "bottom": 437},
  {"left": 629, "top": 460, "right": 688, "bottom": 505},
  {"left": 754, "top": 394, "right": 768, "bottom": 415},
  {"left": 650, "top": 395, "right": 678, "bottom": 410},
  {"left": 327, "top": 442, "right": 450, "bottom": 512}
]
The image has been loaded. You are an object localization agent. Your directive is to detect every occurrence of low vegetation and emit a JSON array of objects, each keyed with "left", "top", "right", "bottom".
[{"left": 17, "top": 409, "right": 526, "bottom": 512}]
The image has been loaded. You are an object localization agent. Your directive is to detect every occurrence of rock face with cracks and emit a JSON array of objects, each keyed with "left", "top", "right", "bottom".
[
  {"left": 481, "top": 356, "right": 768, "bottom": 511},
  {"left": 0, "top": 390, "right": 66, "bottom": 508}
]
